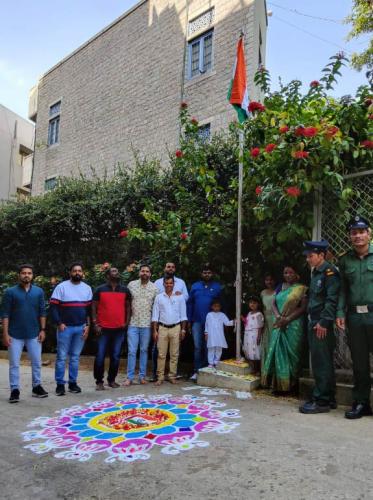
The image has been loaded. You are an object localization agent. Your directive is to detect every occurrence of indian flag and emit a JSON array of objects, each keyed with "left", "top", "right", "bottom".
[{"left": 227, "top": 36, "right": 249, "bottom": 123}]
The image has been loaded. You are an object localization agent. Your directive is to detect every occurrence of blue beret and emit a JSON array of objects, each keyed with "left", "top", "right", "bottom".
[
  {"left": 347, "top": 215, "right": 370, "bottom": 231},
  {"left": 303, "top": 240, "right": 329, "bottom": 255}
]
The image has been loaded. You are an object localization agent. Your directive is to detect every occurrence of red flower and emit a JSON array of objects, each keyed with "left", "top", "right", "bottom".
[
  {"left": 250, "top": 147, "right": 261, "bottom": 158},
  {"left": 369, "top": 114, "right": 373, "bottom": 120},
  {"left": 279, "top": 125, "right": 289, "bottom": 133},
  {"left": 191, "top": 118, "right": 198, "bottom": 125},
  {"left": 175, "top": 150, "right": 183, "bottom": 158},
  {"left": 302, "top": 127, "right": 318, "bottom": 137},
  {"left": 293, "top": 151, "right": 309, "bottom": 159},
  {"left": 180, "top": 101, "right": 188, "bottom": 109},
  {"left": 285, "top": 186, "right": 301, "bottom": 197},
  {"left": 310, "top": 80, "right": 320, "bottom": 88},
  {"left": 365, "top": 98, "right": 373, "bottom": 107},
  {"left": 255, "top": 186, "right": 263, "bottom": 195},
  {"left": 265, "top": 143, "right": 276, "bottom": 153},
  {"left": 361, "top": 140, "right": 373, "bottom": 149},
  {"left": 295, "top": 126, "right": 305, "bottom": 137},
  {"left": 119, "top": 230, "right": 128, "bottom": 238},
  {"left": 180, "top": 232, "right": 188, "bottom": 240},
  {"left": 325, "top": 126, "right": 339, "bottom": 139},
  {"left": 248, "top": 101, "right": 265, "bottom": 113}
]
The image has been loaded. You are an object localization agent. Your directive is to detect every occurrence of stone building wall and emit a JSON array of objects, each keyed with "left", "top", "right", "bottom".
[{"left": 32, "top": 0, "right": 267, "bottom": 194}]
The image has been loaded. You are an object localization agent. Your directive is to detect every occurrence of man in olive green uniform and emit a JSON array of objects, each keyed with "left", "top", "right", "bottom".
[
  {"left": 299, "top": 240, "right": 340, "bottom": 414},
  {"left": 337, "top": 215, "right": 373, "bottom": 419}
]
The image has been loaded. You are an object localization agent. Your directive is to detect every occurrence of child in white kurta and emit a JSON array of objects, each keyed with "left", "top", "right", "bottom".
[
  {"left": 204, "top": 300, "right": 234, "bottom": 367},
  {"left": 242, "top": 296, "right": 264, "bottom": 374}
]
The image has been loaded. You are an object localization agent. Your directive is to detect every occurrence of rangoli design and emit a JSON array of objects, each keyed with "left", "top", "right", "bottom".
[{"left": 22, "top": 394, "right": 240, "bottom": 463}]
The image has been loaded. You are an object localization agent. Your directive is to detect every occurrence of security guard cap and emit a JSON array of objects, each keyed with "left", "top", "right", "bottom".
[
  {"left": 347, "top": 215, "right": 370, "bottom": 231},
  {"left": 303, "top": 239, "right": 329, "bottom": 255}
]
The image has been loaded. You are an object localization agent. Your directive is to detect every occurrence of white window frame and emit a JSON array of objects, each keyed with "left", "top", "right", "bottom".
[{"left": 188, "top": 29, "right": 213, "bottom": 79}]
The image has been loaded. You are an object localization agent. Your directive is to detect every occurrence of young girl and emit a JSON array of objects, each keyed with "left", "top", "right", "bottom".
[
  {"left": 242, "top": 296, "right": 264, "bottom": 375},
  {"left": 204, "top": 299, "right": 234, "bottom": 367}
]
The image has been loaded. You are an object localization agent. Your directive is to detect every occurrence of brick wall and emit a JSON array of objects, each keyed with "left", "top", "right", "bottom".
[{"left": 32, "top": 0, "right": 266, "bottom": 194}]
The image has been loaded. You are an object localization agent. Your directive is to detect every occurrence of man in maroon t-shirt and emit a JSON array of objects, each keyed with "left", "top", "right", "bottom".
[{"left": 92, "top": 267, "right": 131, "bottom": 389}]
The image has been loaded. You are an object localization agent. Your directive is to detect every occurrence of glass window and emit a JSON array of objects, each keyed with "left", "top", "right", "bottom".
[
  {"left": 49, "top": 101, "right": 61, "bottom": 116},
  {"left": 48, "top": 116, "right": 60, "bottom": 145},
  {"left": 44, "top": 177, "right": 57, "bottom": 191},
  {"left": 188, "top": 30, "right": 213, "bottom": 79},
  {"left": 198, "top": 123, "right": 211, "bottom": 142}
]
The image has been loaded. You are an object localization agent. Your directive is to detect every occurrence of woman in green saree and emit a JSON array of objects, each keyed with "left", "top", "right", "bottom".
[{"left": 262, "top": 266, "right": 307, "bottom": 393}]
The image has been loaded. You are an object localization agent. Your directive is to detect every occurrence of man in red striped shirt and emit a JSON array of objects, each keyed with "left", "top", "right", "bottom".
[{"left": 92, "top": 267, "right": 131, "bottom": 390}]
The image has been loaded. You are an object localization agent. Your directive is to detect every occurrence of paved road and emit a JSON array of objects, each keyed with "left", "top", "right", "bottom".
[{"left": 0, "top": 359, "right": 372, "bottom": 500}]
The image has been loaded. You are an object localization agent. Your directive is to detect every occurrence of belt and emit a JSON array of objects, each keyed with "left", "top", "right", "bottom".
[
  {"left": 159, "top": 322, "right": 180, "bottom": 328},
  {"left": 348, "top": 305, "right": 373, "bottom": 314}
]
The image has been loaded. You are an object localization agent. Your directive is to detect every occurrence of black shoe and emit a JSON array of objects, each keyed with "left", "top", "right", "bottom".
[
  {"left": 56, "top": 384, "right": 65, "bottom": 396},
  {"left": 299, "top": 400, "right": 330, "bottom": 414},
  {"left": 345, "top": 403, "right": 373, "bottom": 419},
  {"left": 330, "top": 399, "right": 337, "bottom": 410},
  {"left": 32, "top": 385, "right": 48, "bottom": 398},
  {"left": 68, "top": 383, "right": 82, "bottom": 393},
  {"left": 9, "top": 389, "right": 20, "bottom": 403}
]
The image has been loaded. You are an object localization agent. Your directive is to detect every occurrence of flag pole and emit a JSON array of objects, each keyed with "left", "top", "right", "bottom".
[{"left": 236, "top": 127, "right": 244, "bottom": 361}]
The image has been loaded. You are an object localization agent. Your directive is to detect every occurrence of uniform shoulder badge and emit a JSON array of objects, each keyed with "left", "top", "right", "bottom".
[{"left": 325, "top": 268, "right": 335, "bottom": 276}]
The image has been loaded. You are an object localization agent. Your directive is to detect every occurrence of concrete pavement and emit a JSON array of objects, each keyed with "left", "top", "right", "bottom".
[{"left": 0, "top": 359, "right": 372, "bottom": 500}]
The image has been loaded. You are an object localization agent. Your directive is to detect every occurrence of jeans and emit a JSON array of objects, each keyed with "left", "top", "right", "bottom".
[
  {"left": 127, "top": 326, "right": 151, "bottom": 380},
  {"left": 192, "top": 322, "right": 208, "bottom": 372},
  {"left": 94, "top": 328, "right": 125, "bottom": 384},
  {"left": 55, "top": 325, "right": 85, "bottom": 385},
  {"left": 152, "top": 341, "right": 158, "bottom": 378},
  {"left": 9, "top": 336, "right": 42, "bottom": 390}
]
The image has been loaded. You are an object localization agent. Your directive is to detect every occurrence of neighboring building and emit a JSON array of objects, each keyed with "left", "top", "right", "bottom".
[
  {"left": 30, "top": 0, "right": 267, "bottom": 194},
  {"left": 0, "top": 104, "right": 34, "bottom": 201}
]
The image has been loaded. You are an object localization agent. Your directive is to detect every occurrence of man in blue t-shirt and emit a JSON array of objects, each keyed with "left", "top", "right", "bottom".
[
  {"left": 50, "top": 262, "right": 92, "bottom": 396},
  {"left": 187, "top": 264, "right": 222, "bottom": 380},
  {"left": 2, "top": 264, "right": 48, "bottom": 403}
]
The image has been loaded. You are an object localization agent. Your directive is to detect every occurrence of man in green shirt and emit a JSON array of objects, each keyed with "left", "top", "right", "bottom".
[
  {"left": 300, "top": 240, "right": 340, "bottom": 414},
  {"left": 336, "top": 215, "right": 373, "bottom": 419}
]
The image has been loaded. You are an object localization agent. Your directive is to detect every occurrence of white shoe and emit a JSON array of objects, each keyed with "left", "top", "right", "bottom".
[{"left": 190, "top": 373, "right": 197, "bottom": 381}]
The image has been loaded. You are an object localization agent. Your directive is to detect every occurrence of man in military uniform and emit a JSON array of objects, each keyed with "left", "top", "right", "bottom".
[
  {"left": 336, "top": 215, "right": 373, "bottom": 419},
  {"left": 299, "top": 240, "right": 340, "bottom": 414}
]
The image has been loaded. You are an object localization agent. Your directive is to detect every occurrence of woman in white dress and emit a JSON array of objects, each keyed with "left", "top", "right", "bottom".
[{"left": 204, "top": 299, "right": 234, "bottom": 367}]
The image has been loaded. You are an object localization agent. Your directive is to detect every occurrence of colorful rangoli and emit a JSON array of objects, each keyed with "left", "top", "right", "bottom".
[{"left": 22, "top": 394, "right": 240, "bottom": 463}]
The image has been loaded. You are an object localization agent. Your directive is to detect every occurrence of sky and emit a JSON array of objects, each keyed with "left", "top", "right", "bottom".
[{"left": 0, "top": 0, "right": 370, "bottom": 120}]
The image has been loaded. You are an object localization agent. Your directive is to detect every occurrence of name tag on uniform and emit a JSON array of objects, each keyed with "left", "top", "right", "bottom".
[{"left": 356, "top": 305, "right": 369, "bottom": 313}]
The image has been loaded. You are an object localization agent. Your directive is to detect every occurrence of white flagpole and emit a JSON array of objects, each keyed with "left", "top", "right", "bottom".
[{"left": 235, "top": 128, "right": 244, "bottom": 360}]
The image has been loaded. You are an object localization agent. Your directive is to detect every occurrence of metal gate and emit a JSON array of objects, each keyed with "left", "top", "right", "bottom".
[{"left": 313, "top": 169, "right": 373, "bottom": 369}]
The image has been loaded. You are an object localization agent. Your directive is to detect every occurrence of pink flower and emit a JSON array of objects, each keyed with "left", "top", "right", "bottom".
[
  {"left": 119, "top": 230, "right": 128, "bottom": 238},
  {"left": 310, "top": 80, "right": 320, "bottom": 88},
  {"left": 369, "top": 114, "right": 373, "bottom": 120},
  {"left": 265, "top": 143, "right": 276, "bottom": 153},
  {"left": 285, "top": 186, "right": 301, "bottom": 197},
  {"left": 180, "top": 232, "right": 188, "bottom": 240},
  {"left": 248, "top": 101, "right": 265, "bottom": 113},
  {"left": 293, "top": 151, "right": 309, "bottom": 159},
  {"left": 361, "top": 140, "right": 373, "bottom": 149},
  {"left": 250, "top": 147, "right": 261, "bottom": 158},
  {"left": 279, "top": 125, "right": 289, "bottom": 134},
  {"left": 255, "top": 186, "right": 263, "bottom": 195},
  {"left": 175, "top": 150, "right": 183, "bottom": 158}
]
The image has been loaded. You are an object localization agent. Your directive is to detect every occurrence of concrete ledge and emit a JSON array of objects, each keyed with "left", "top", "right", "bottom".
[
  {"left": 216, "top": 359, "right": 251, "bottom": 376},
  {"left": 299, "top": 377, "right": 373, "bottom": 406},
  {"left": 197, "top": 367, "right": 260, "bottom": 392}
]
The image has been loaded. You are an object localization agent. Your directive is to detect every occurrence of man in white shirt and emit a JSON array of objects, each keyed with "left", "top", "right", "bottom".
[
  {"left": 151, "top": 262, "right": 188, "bottom": 381},
  {"left": 152, "top": 276, "right": 187, "bottom": 386}
]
